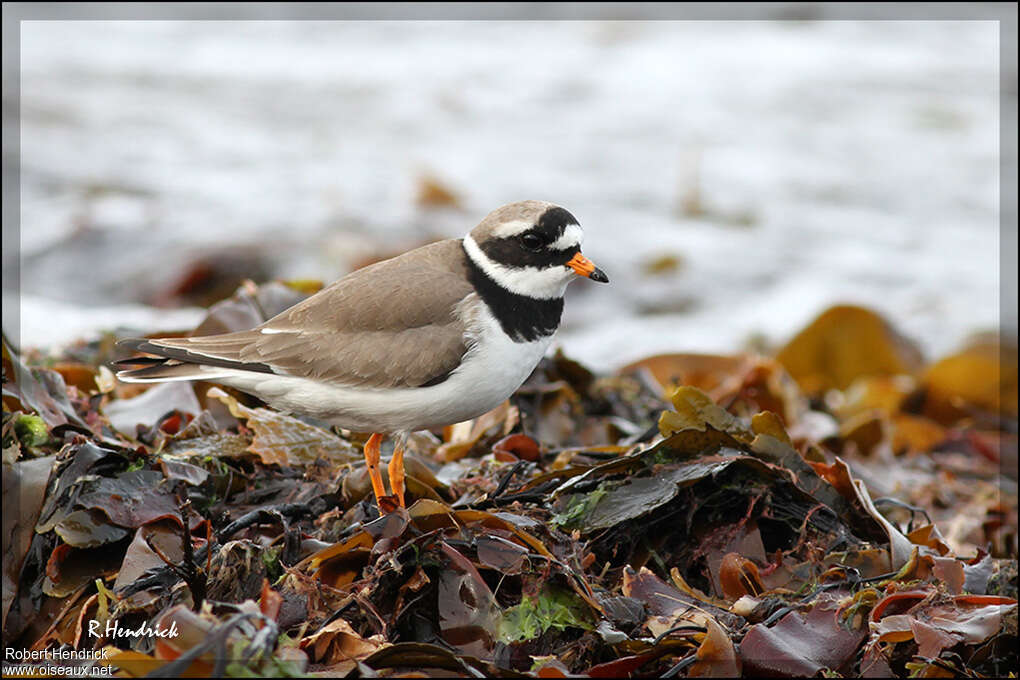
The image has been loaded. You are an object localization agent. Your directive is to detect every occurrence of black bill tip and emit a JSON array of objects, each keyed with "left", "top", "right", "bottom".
[{"left": 590, "top": 267, "right": 609, "bottom": 284}]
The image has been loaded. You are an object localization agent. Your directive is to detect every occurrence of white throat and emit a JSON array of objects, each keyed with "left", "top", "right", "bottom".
[{"left": 463, "top": 235, "right": 574, "bottom": 300}]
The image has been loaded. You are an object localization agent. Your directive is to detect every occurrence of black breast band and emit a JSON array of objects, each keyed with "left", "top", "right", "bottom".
[{"left": 462, "top": 245, "right": 564, "bottom": 343}]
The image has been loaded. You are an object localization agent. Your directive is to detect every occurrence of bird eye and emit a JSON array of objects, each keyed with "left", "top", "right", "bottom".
[{"left": 520, "top": 233, "right": 545, "bottom": 251}]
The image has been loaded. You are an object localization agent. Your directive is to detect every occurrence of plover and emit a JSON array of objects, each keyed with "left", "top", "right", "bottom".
[{"left": 117, "top": 200, "right": 608, "bottom": 512}]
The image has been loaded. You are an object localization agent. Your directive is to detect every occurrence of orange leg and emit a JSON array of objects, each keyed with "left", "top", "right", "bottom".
[
  {"left": 363, "top": 433, "right": 388, "bottom": 509},
  {"left": 387, "top": 443, "right": 406, "bottom": 508}
]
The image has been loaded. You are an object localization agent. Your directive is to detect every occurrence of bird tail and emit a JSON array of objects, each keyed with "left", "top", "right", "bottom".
[{"left": 114, "top": 337, "right": 259, "bottom": 383}]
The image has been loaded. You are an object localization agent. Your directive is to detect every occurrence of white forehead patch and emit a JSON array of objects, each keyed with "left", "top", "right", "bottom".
[
  {"left": 490, "top": 220, "right": 537, "bottom": 238},
  {"left": 550, "top": 223, "right": 584, "bottom": 251},
  {"left": 491, "top": 220, "right": 584, "bottom": 251}
]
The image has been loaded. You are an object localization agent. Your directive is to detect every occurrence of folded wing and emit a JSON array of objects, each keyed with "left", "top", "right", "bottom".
[{"left": 117, "top": 239, "right": 474, "bottom": 389}]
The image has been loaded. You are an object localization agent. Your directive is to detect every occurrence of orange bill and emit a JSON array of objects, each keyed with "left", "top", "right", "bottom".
[{"left": 566, "top": 252, "right": 609, "bottom": 283}]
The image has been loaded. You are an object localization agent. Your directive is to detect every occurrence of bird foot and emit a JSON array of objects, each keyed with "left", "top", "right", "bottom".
[{"left": 363, "top": 433, "right": 407, "bottom": 514}]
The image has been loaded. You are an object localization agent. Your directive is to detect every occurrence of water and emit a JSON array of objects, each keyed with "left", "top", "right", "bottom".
[{"left": 16, "top": 18, "right": 1007, "bottom": 369}]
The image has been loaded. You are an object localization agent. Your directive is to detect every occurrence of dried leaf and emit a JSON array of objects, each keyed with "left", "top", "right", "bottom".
[
  {"left": 354, "top": 642, "right": 505, "bottom": 677},
  {"left": 3, "top": 339, "right": 87, "bottom": 428},
  {"left": 35, "top": 441, "right": 117, "bottom": 534},
  {"left": 158, "top": 459, "right": 209, "bottom": 486},
  {"left": 493, "top": 433, "right": 540, "bottom": 461},
  {"left": 438, "top": 400, "right": 518, "bottom": 461},
  {"left": 659, "top": 386, "right": 752, "bottom": 443},
  {"left": 622, "top": 566, "right": 742, "bottom": 633},
  {"left": 906, "top": 524, "right": 953, "bottom": 556},
  {"left": 931, "top": 556, "right": 965, "bottom": 595},
  {"left": 300, "top": 616, "right": 386, "bottom": 665},
  {"left": 892, "top": 414, "right": 947, "bottom": 453},
  {"left": 306, "top": 530, "right": 374, "bottom": 589},
  {"left": 741, "top": 590, "right": 866, "bottom": 676},
  {"left": 100, "top": 648, "right": 166, "bottom": 677},
  {"left": 114, "top": 523, "right": 183, "bottom": 596},
  {"left": 416, "top": 173, "right": 462, "bottom": 208},
  {"left": 2, "top": 454, "right": 54, "bottom": 623},
  {"left": 718, "top": 552, "right": 764, "bottom": 601},
  {"left": 43, "top": 543, "right": 123, "bottom": 598},
  {"left": 689, "top": 616, "right": 740, "bottom": 677},
  {"left": 437, "top": 542, "right": 498, "bottom": 656},
  {"left": 775, "top": 305, "right": 924, "bottom": 393},
  {"left": 670, "top": 567, "right": 728, "bottom": 609},
  {"left": 476, "top": 535, "right": 528, "bottom": 575},
  {"left": 103, "top": 381, "right": 201, "bottom": 437},
  {"left": 871, "top": 613, "right": 916, "bottom": 643},
  {"left": 962, "top": 552, "right": 995, "bottom": 594},
  {"left": 750, "top": 411, "right": 791, "bottom": 444},
  {"left": 553, "top": 476, "right": 679, "bottom": 533},
  {"left": 813, "top": 457, "right": 914, "bottom": 569},
  {"left": 924, "top": 601, "right": 1017, "bottom": 644},
  {"left": 78, "top": 470, "right": 183, "bottom": 529},
  {"left": 911, "top": 618, "right": 962, "bottom": 658},
  {"left": 619, "top": 353, "right": 749, "bottom": 397},
  {"left": 151, "top": 604, "right": 218, "bottom": 676},
  {"left": 54, "top": 509, "right": 131, "bottom": 548},
  {"left": 208, "top": 386, "right": 359, "bottom": 466},
  {"left": 163, "top": 431, "right": 251, "bottom": 460},
  {"left": 922, "top": 336, "right": 1018, "bottom": 421}
]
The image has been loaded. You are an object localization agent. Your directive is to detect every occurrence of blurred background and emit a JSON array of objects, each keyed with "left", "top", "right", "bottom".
[{"left": 11, "top": 7, "right": 1016, "bottom": 370}]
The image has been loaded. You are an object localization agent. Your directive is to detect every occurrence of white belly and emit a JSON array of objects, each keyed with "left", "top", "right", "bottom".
[{"left": 215, "top": 305, "right": 552, "bottom": 433}]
